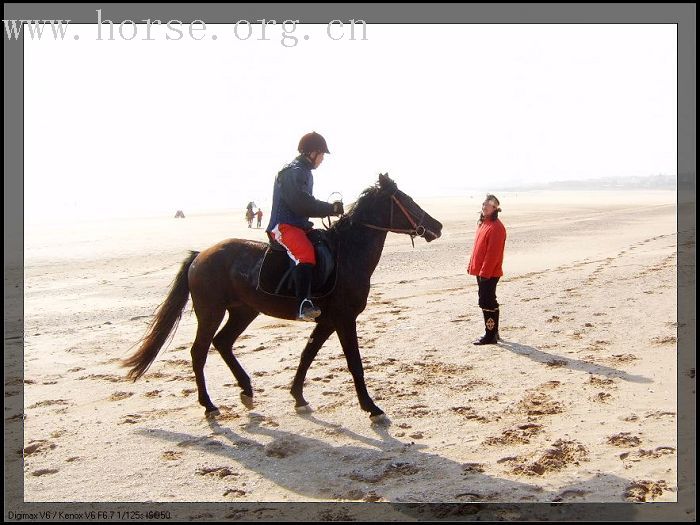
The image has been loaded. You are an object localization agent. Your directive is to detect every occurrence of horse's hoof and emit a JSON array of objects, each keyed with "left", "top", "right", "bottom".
[
  {"left": 370, "top": 412, "right": 391, "bottom": 426},
  {"left": 240, "top": 393, "right": 254, "bottom": 409},
  {"left": 295, "top": 404, "right": 313, "bottom": 414},
  {"left": 205, "top": 408, "right": 220, "bottom": 419}
]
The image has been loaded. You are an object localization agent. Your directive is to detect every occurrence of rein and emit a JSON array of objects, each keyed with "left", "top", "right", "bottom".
[{"left": 361, "top": 193, "right": 427, "bottom": 247}]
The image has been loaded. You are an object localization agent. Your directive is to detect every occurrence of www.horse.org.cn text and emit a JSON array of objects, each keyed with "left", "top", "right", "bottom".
[{"left": 94, "top": 11, "right": 367, "bottom": 46}]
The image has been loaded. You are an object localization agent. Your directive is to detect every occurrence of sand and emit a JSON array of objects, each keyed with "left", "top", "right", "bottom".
[{"left": 14, "top": 190, "right": 679, "bottom": 508}]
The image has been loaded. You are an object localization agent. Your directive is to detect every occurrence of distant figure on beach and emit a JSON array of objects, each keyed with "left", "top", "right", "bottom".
[
  {"left": 467, "top": 194, "right": 507, "bottom": 345},
  {"left": 245, "top": 202, "right": 256, "bottom": 228},
  {"left": 255, "top": 209, "right": 263, "bottom": 228},
  {"left": 265, "top": 131, "right": 344, "bottom": 322},
  {"left": 174, "top": 210, "right": 185, "bottom": 218}
]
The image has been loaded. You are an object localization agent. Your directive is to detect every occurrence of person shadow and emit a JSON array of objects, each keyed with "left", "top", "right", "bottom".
[
  {"left": 136, "top": 411, "right": 645, "bottom": 516},
  {"left": 495, "top": 339, "right": 653, "bottom": 384}
]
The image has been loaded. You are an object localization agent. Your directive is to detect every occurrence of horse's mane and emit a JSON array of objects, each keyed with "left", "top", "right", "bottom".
[{"left": 328, "top": 174, "right": 397, "bottom": 233}]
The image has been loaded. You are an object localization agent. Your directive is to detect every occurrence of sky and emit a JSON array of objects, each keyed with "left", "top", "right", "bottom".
[{"left": 24, "top": 23, "right": 677, "bottom": 220}]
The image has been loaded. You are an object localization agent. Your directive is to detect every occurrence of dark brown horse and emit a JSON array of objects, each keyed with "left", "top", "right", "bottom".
[{"left": 123, "top": 174, "right": 443, "bottom": 422}]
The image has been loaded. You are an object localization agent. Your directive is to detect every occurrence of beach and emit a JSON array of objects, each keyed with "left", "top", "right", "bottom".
[{"left": 15, "top": 189, "right": 678, "bottom": 508}]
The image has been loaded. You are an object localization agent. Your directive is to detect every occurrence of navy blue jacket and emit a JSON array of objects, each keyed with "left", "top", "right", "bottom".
[{"left": 266, "top": 156, "right": 334, "bottom": 231}]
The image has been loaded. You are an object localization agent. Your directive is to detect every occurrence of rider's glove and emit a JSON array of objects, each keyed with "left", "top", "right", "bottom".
[{"left": 331, "top": 201, "right": 344, "bottom": 216}]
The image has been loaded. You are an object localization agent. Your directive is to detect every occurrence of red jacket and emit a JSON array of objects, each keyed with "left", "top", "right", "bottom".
[{"left": 468, "top": 218, "right": 506, "bottom": 278}]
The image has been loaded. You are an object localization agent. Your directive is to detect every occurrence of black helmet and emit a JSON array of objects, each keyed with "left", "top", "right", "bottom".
[{"left": 298, "top": 132, "right": 330, "bottom": 154}]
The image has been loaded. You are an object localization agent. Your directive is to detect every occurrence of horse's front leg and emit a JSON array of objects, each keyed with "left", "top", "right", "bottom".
[
  {"left": 290, "top": 322, "right": 335, "bottom": 412},
  {"left": 335, "top": 317, "right": 386, "bottom": 422}
]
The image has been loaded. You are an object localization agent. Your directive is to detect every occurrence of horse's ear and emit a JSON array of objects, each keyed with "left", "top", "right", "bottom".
[{"left": 378, "top": 172, "right": 395, "bottom": 190}]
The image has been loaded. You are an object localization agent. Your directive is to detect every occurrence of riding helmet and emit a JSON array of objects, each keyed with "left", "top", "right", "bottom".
[{"left": 298, "top": 132, "right": 330, "bottom": 155}]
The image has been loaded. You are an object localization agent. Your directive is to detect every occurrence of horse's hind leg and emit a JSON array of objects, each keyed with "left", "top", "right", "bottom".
[
  {"left": 290, "top": 322, "right": 335, "bottom": 411},
  {"left": 212, "top": 306, "right": 259, "bottom": 408},
  {"left": 191, "top": 309, "right": 226, "bottom": 417}
]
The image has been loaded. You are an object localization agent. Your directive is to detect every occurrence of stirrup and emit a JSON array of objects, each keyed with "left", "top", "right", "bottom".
[{"left": 297, "top": 299, "right": 321, "bottom": 322}]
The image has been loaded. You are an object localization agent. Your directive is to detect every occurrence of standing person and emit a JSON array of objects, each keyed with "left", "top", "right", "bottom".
[
  {"left": 245, "top": 202, "right": 255, "bottom": 228},
  {"left": 467, "top": 194, "right": 507, "bottom": 345},
  {"left": 256, "top": 209, "right": 263, "bottom": 228},
  {"left": 266, "top": 132, "right": 344, "bottom": 321}
]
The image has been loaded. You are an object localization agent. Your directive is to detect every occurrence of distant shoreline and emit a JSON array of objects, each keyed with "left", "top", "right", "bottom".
[
  {"left": 494, "top": 174, "right": 677, "bottom": 192},
  {"left": 24, "top": 188, "right": 678, "bottom": 228}
]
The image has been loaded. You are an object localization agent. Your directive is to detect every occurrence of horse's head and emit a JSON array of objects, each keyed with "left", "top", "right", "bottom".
[{"left": 345, "top": 173, "right": 443, "bottom": 242}]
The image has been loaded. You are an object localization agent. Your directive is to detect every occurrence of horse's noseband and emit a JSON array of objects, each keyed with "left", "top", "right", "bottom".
[{"left": 361, "top": 191, "right": 430, "bottom": 242}]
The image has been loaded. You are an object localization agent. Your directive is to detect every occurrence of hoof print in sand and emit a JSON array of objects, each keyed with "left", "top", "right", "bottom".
[
  {"left": 484, "top": 423, "right": 543, "bottom": 446},
  {"left": 461, "top": 463, "right": 485, "bottom": 474},
  {"left": 607, "top": 432, "right": 642, "bottom": 447},
  {"left": 213, "top": 406, "right": 241, "bottom": 421},
  {"left": 23, "top": 440, "right": 57, "bottom": 456},
  {"left": 607, "top": 354, "right": 638, "bottom": 364},
  {"left": 592, "top": 392, "right": 613, "bottom": 403},
  {"left": 109, "top": 391, "right": 134, "bottom": 401},
  {"left": 513, "top": 439, "right": 588, "bottom": 476},
  {"left": 78, "top": 374, "right": 127, "bottom": 383},
  {"left": 624, "top": 480, "right": 669, "bottom": 501},
  {"left": 545, "top": 359, "right": 568, "bottom": 368},
  {"left": 451, "top": 406, "right": 490, "bottom": 423},
  {"left": 348, "top": 462, "right": 420, "bottom": 483},
  {"left": 552, "top": 489, "right": 589, "bottom": 501},
  {"left": 196, "top": 466, "right": 238, "bottom": 478},
  {"left": 588, "top": 376, "right": 616, "bottom": 388},
  {"left": 620, "top": 447, "right": 676, "bottom": 466},
  {"left": 645, "top": 411, "right": 675, "bottom": 420},
  {"left": 650, "top": 336, "right": 676, "bottom": 345},
  {"left": 119, "top": 414, "right": 143, "bottom": 425},
  {"left": 264, "top": 437, "right": 307, "bottom": 458},
  {"left": 32, "top": 468, "right": 59, "bottom": 477},
  {"left": 28, "top": 399, "right": 69, "bottom": 409},
  {"left": 515, "top": 392, "right": 564, "bottom": 417},
  {"left": 162, "top": 450, "right": 183, "bottom": 461}
]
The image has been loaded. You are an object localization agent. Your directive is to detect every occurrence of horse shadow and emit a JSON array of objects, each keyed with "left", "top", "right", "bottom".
[
  {"left": 496, "top": 339, "right": 652, "bottom": 384},
  {"left": 136, "top": 412, "right": 641, "bottom": 507}
]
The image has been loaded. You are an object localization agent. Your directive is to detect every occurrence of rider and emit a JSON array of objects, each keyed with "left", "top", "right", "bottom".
[{"left": 266, "top": 132, "right": 344, "bottom": 321}]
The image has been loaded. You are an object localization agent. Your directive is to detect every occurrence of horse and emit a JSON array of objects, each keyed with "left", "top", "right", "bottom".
[{"left": 122, "top": 173, "right": 443, "bottom": 422}]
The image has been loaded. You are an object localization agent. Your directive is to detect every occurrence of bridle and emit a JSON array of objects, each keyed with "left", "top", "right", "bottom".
[{"left": 361, "top": 191, "right": 429, "bottom": 245}]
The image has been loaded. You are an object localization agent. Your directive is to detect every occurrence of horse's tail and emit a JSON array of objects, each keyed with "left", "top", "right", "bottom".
[{"left": 123, "top": 251, "right": 199, "bottom": 380}]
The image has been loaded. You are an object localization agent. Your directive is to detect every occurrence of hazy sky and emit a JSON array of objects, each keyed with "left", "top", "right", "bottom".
[{"left": 25, "top": 23, "right": 677, "bottom": 220}]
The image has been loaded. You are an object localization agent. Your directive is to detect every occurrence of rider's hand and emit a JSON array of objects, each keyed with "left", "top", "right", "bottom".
[{"left": 331, "top": 201, "right": 344, "bottom": 216}]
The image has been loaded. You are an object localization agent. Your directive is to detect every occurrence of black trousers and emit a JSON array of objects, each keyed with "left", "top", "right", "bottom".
[{"left": 476, "top": 276, "right": 500, "bottom": 310}]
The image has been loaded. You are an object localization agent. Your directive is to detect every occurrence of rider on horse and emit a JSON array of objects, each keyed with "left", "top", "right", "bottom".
[{"left": 266, "top": 132, "right": 344, "bottom": 321}]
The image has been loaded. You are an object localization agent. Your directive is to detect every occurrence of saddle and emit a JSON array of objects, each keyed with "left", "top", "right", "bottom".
[{"left": 257, "top": 229, "right": 337, "bottom": 298}]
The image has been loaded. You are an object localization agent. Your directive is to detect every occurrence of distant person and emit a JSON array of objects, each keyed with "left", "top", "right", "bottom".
[
  {"left": 266, "top": 132, "right": 344, "bottom": 321},
  {"left": 467, "top": 194, "right": 507, "bottom": 345},
  {"left": 255, "top": 209, "right": 263, "bottom": 228}
]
